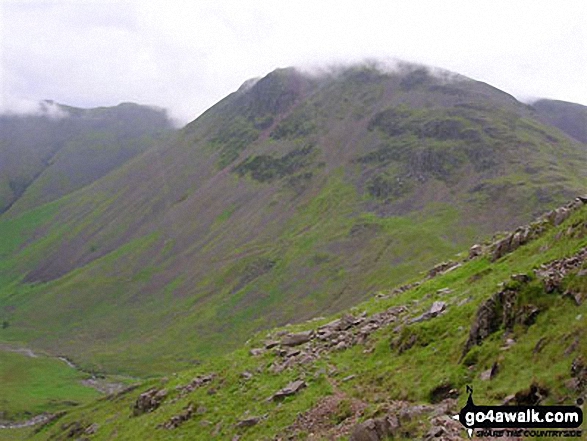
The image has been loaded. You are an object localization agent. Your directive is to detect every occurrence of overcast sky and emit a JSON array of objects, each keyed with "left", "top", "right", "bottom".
[{"left": 1, "top": 0, "right": 586, "bottom": 125}]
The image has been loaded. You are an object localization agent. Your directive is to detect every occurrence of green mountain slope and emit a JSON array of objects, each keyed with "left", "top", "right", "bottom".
[
  {"left": 21, "top": 196, "right": 587, "bottom": 440},
  {"left": 0, "top": 102, "right": 173, "bottom": 214},
  {"left": 533, "top": 99, "right": 587, "bottom": 144},
  {"left": 1, "top": 64, "right": 586, "bottom": 378}
]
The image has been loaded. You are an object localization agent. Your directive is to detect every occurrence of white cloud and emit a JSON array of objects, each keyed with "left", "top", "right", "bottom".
[{"left": 1, "top": 0, "right": 586, "bottom": 124}]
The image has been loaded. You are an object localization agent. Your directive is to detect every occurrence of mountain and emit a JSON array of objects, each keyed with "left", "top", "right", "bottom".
[
  {"left": 0, "top": 101, "right": 174, "bottom": 214},
  {"left": 532, "top": 98, "right": 587, "bottom": 143},
  {"left": 1, "top": 63, "right": 587, "bottom": 378},
  {"left": 20, "top": 196, "right": 587, "bottom": 440}
]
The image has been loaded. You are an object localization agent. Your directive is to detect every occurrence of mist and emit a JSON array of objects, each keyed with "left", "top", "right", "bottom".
[{"left": 1, "top": 0, "right": 586, "bottom": 125}]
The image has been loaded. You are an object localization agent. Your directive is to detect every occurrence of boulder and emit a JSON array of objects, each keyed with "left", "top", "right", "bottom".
[
  {"left": 281, "top": 330, "right": 313, "bottom": 347},
  {"left": 410, "top": 301, "right": 446, "bottom": 323},
  {"left": 271, "top": 380, "right": 307, "bottom": 401}
]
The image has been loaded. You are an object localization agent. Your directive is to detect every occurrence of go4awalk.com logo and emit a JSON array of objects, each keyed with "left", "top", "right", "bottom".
[{"left": 453, "top": 386, "right": 583, "bottom": 438}]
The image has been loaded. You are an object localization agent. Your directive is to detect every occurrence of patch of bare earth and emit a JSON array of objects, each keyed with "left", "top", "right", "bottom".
[{"left": 279, "top": 391, "right": 367, "bottom": 440}]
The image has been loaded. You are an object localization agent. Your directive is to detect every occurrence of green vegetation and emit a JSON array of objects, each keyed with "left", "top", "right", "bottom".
[
  {"left": 1, "top": 64, "right": 587, "bottom": 437},
  {"left": 233, "top": 144, "right": 316, "bottom": 182},
  {"left": 22, "top": 201, "right": 587, "bottom": 440},
  {"left": 0, "top": 350, "right": 99, "bottom": 420}
]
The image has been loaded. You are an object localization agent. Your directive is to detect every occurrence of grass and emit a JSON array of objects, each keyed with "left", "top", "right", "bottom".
[
  {"left": 1, "top": 65, "right": 587, "bottom": 438},
  {"left": 20, "top": 203, "right": 587, "bottom": 440},
  {"left": 0, "top": 350, "right": 99, "bottom": 421}
]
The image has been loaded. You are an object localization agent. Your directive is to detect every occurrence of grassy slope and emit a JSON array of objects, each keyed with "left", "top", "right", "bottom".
[
  {"left": 25, "top": 201, "right": 587, "bottom": 440},
  {"left": 0, "top": 66, "right": 586, "bottom": 378},
  {"left": 0, "top": 350, "right": 99, "bottom": 421},
  {"left": 0, "top": 103, "right": 173, "bottom": 215}
]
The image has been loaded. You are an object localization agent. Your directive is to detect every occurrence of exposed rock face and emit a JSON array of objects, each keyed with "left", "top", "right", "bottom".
[
  {"left": 463, "top": 244, "right": 587, "bottom": 358},
  {"left": 462, "top": 289, "right": 517, "bottom": 357},
  {"left": 133, "top": 388, "right": 168, "bottom": 416}
]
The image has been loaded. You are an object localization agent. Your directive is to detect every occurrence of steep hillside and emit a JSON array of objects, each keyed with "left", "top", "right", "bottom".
[
  {"left": 0, "top": 102, "right": 174, "bottom": 214},
  {"left": 533, "top": 99, "right": 587, "bottom": 144},
  {"left": 20, "top": 196, "right": 587, "bottom": 440},
  {"left": 1, "top": 64, "right": 586, "bottom": 376}
]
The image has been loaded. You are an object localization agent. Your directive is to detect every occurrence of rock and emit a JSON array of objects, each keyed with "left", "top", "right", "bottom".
[
  {"left": 429, "top": 301, "right": 446, "bottom": 316},
  {"left": 513, "top": 383, "right": 549, "bottom": 405},
  {"left": 271, "top": 380, "right": 307, "bottom": 401},
  {"left": 462, "top": 289, "right": 517, "bottom": 357},
  {"left": 159, "top": 403, "right": 194, "bottom": 429},
  {"left": 349, "top": 415, "right": 399, "bottom": 441},
  {"left": 428, "top": 261, "right": 459, "bottom": 278},
  {"left": 571, "top": 357, "right": 587, "bottom": 392},
  {"left": 533, "top": 337, "right": 548, "bottom": 354},
  {"left": 281, "top": 330, "right": 313, "bottom": 347},
  {"left": 176, "top": 374, "right": 215, "bottom": 395},
  {"left": 240, "top": 371, "right": 253, "bottom": 380},
  {"left": 85, "top": 423, "right": 99, "bottom": 435},
  {"left": 564, "top": 290, "right": 584, "bottom": 306},
  {"left": 430, "top": 383, "right": 458, "bottom": 404},
  {"left": 236, "top": 416, "right": 261, "bottom": 428},
  {"left": 491, "top": 235, "right": 512, "bottom": 261},
  {"left": 480, "top": 362, "right": 499, "bottom": 381},
  {"left": 553, "top": 207, "right": 570, "bottom": 226},
  {"left": 501, "top": 338, "right": 516, "bottom": 350},
  {"left": 469, "top": 244, "right": 483, "bottom": 259},
  {"left": 511, "top": 273, "right": 530, "bottom": 283},
  {"left": 334, "top": 341, "right": 347, "bottom": 351},
  {"left": 249, "top": 348, "right": 264, "bottom": 356},
  {"left": 133, "top": 388, "right": 168, "bottom": 416},
  {"left": 264, "top": 340, "right": 280, "bottom": 349},
  {"left": 564, "top": 337, "right": 580, "bottom": 356},
  {"left": 410, "top": 301, "right": 446, "bottom": 323}
]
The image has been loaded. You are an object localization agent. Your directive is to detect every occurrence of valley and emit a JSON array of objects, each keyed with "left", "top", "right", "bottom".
[{"left": 0, "top": 63, "right": 586, "bottom": 439}]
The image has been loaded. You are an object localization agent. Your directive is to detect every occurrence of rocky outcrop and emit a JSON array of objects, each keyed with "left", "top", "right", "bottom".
[
  {"left": 175, "top": 374, "right": 215, "bottom": 396},
  {"left": 534, "top": 247, "right": 587, "bottom": 297},
  {"left": 133, "top": 388, "right": 168, "bottom": 416},
  {"left": 266, "top": 306, "right": 408, "bottom": 373},
  {"left": 158, "top": 403, "right": 194, "bottom": 429},
  {"left": 462, "top": 288, "right": 518, "bottom": 357},
  {"left": 463, "top": 196, "right": 587, "bottom": 262}
]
